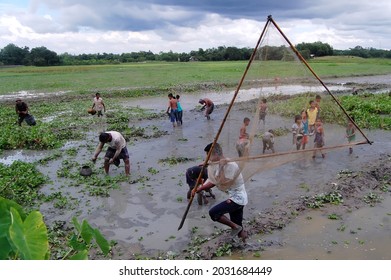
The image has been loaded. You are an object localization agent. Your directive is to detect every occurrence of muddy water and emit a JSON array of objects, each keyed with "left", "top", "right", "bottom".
[
  {"left": 1, "top": 75, "right": 390, "bottom": 259},
  {"left": 256, "top": 196, "right": 391, "bottom": 260}
]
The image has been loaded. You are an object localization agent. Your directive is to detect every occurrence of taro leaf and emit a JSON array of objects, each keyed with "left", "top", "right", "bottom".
[
  {"left": 0, "top": 236, "right": 12, "bottom": 260},
  {"left": 71, "top": 216, "right": 81, "bottom": 232},
  {"left": 69, "top": 249, "right": 88, "bottom": 260},
  {"left": 80, "top": 220, "right": 94, "bottom": 244},
  {"left": 68, "top": 233, "right": 87, "bottom": 251},
  {"left": 0, "top": 197, "right": 26, "bottom": 238},
  {"left": 9, "top": 207, "right": 49, "bottom": 260},
  {"left": 94, "top": 228, "right": 110, "bottom": 255}
]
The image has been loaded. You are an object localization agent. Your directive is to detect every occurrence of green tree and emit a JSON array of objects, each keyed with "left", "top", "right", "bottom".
[
  {"left": 0, "top": 43, "right": 30, "bottom": 65},
  {"left": 30, "top": 46, "right": 60, "bottom": 66},
  {"left": 296, "top": 41, "right": 333, "bottom": 57}
]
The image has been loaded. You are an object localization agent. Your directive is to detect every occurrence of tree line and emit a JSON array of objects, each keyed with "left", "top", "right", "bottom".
[{"left": 0, "top": 42, "right": 390, "bottom": 67}]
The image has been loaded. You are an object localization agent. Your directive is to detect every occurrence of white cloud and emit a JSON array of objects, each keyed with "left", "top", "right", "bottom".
[{"left": 1, "top": 0, "right": 391, "bottom": 54}]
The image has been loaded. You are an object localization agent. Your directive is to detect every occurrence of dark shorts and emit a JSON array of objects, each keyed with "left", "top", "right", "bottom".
[
  {"left": 186, "top": 166, "right": 208, "bottom": 188},
  {"left": 105, "top": 147, "right": 129, "bottom": 160},
  {"left": 206, "top": 104, "right": 214, "bottom": 115},
  {"left": 209, "top": 199, "right": 244, "bottom": 227}
]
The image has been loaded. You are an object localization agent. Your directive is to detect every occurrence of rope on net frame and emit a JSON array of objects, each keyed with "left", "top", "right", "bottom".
[{"left": 177, "top": 15, "right": 372, "bottom": 231}]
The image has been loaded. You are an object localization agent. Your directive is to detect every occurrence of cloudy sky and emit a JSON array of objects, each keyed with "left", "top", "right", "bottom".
[{"left": 1, "top": 0, "right": 390, "bottom": 55}]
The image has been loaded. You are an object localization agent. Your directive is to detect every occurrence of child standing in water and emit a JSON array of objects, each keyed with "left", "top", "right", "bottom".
[
  {"left": 346, "top": 118, "right": 356, "bottom": 154},
  {"left": 301, "top": 110, "right": 309, "bottom": 150},
  {"left": 262, "top": 129, "right": 275, "bottom": 154},
  {"left": 259, "top": 98, "right": 268, "bottom": 127},
  {"left": 312, "top": 118, "right": 325, "bottom": 159},
  {"left": 236, "top": 117, "right": 251, "bottom": 157},
  {"left": 176, "top": 94, "right": 183, "bottom": 126},
  {"left": 166, "top": 93, "right": 178, "bottom": 127},
  {"left": 306, "top": 100, "right": 318, "bottom": 135},
  {"left": 292, "top": 114, "right": 303, "bottom": 150}
]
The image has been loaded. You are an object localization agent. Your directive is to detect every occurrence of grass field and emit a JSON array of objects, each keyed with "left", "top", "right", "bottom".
[{"left": 1, "top": 56, "right": 391, "bottom": 96}]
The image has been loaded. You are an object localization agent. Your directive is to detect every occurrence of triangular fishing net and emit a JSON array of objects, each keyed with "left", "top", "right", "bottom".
[
  {"left": 213, "top": 16, "right": 371, "bottom": 185},
  {"left": 178, "top": 16, "right": 371, "bottom": 230}
]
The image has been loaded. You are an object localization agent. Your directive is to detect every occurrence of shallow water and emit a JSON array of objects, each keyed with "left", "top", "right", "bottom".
[{"left": 253, "top": 196, "right": 391, "bottom": 260}]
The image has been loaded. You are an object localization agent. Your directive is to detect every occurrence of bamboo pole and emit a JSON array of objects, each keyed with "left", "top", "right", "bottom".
[
  {"left": 210, "top": 140, "right": 368, "bottom": 164},
  {"left": 177, "top": 16, "right": 274, "bottom": 231}
]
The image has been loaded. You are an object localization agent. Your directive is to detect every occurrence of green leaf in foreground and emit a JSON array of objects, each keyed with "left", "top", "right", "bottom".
[{"left": 9, "top": 207, "right": 49, "bottom": 260}]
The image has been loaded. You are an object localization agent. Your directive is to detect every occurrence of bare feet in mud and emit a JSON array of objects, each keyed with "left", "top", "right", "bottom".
[
  {"left": 230, "top": 226, "right": 242, "bottom": 237},
  {"left": 239, "top": 230, "right": 248, "bottom": 243}
]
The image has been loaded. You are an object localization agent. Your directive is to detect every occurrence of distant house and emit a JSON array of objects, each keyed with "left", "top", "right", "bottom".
[{"left": 189, "top": 56, "right": 198, "bottom": 62}]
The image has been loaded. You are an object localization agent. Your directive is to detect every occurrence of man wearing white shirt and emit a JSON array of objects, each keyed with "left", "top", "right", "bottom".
[
  {"left": 92, "top": 131, "right": 130, "bottom": 176},
  {"left": 193, "top": 142, "right": 248, "bottom": 242}
]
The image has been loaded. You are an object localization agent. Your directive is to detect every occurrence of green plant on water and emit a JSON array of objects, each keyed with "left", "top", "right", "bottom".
[
  {"left": 38, "top": 151, "right": 63, "bottom": 165},
  {"left": 65, "top": 147, "right": 78, "bottom": 156},
  {"left": 337, "top": 224, "right": 346, "bottom": 232},
  {"left": 147, "top": 167, "right": 159, "bottom": 175},
  {"left": 191, "top": 227, "right": 198, "bottom": 234},
  {"left": 363, "top": 192, "right": 382, "bottom": 206},
  {"left": 328, "top": 213, "right": 341, "bottom": 220},
  {"left": 0, "top": 197, "right": 110, "bottom": 260},
  {"left": 380, "top": 183, "right": 390, "bottom": 192},
  {"left": 304, "top": 190, "right": 343, "bottom": 209},
  {"left": 158, "top": 156, "right": 195, "bottom": 166},
  {"left": 87, "top": 186, "right": 110, "bottom": 197},
  {"left": 0, "top": 161, "right": 47, "bottom": 208},
  {"left": 176, "top": 196, "right": 183, "bottom": 202},
  {"left": 215, "top": 243, "right": 232, "bottom": 257},
  {"left": 299, "top": 183, "right": 310, "bottom": 192},
  {"left": 43, "top": 191, "right": 71, "bottom": 209}
]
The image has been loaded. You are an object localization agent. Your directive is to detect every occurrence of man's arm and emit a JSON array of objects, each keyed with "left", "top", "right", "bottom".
[
  {"left": 109, "top": 140, "right": 122, "bottom": 163},
  {"left": 110, "top": 148, "right": 122, "bottom": 163},
  {"left": 92, "top": 142, "right": 104, "bottom": 161},
  {"left": 192, "top": 180, "right": 215, "bottom": 197}
]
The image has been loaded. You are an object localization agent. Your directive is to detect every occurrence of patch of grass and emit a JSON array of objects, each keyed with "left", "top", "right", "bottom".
[
  {"left": 304, "top": 191, "right": 344, "bottom": 209},
  {"left": 328, "top": 213, "right": 341, "bottom": 220},
  {"left": 363, "top": 192, "right": 382, "bottom": 206},
  {"left": 215, "top": 243, "right": 232, "bottom": 257},
  {"left": 158, "top": 156, "right": 195, "bottom": 166}
]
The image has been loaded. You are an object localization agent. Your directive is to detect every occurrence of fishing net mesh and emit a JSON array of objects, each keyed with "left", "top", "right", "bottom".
[{"left": 208, "top": 17, "right": 370, "bottom": 184}]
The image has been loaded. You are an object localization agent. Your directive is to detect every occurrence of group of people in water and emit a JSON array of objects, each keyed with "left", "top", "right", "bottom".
[{"left": 15, "top": 90, "right": 357, "bottom": 245}]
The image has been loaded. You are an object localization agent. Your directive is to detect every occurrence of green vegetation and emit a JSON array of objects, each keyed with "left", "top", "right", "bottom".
[
  {"left": 1, "top": 57, "right": 391, "bottom": 95},
  {"left": 340, "top": 94, "right": 391, "bottom": 130},
  {"left": 304, "top": 191, "right": 344, "bottom": 209},
  {"left": 0, "top": 197, "right": 111, "bottom": 260},
  {"left": 268, "top": 93, "right": 391, "bottom": 130},
  {"left": 158, "top": 156, "right": 195, "bottom": 166},
  {"left": 0, "top": 98, "right": 163, "bottom": 151},
  {"left": 0, "top": 161, "right": 47, "bottom": 208},
  {"left": 2, "top": 41, "right": 391, "bottom": 67}
]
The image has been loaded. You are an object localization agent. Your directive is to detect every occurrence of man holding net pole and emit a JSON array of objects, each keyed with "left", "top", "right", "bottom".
[{"left": 192, "top": 142, "right": 248, "bottom": 242}]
